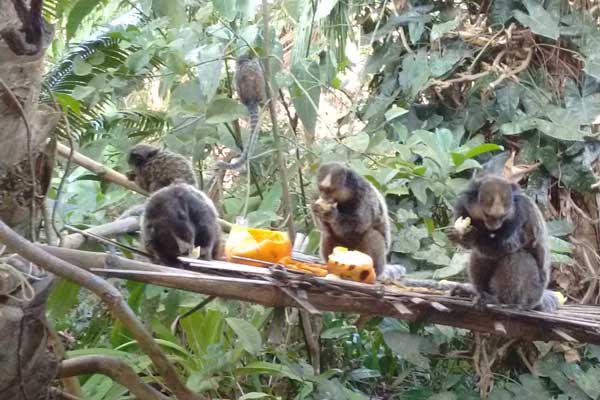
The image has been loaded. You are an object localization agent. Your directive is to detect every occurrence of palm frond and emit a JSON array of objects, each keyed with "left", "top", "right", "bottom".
[{"left": 41, "top": 32, "right": 164, "bottom": 141}]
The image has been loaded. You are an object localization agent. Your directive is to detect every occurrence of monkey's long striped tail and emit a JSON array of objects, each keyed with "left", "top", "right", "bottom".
[{"left": 217, "top": 103, "right": 260, "bottom": 170}]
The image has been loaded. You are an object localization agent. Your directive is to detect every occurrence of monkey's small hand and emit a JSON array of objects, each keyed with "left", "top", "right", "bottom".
[
  {"left": 447, "top": 226, "right": 475, "bottom": 247},
  {"left": 312, "top": 197, "right": 337, "bottom": 221}
]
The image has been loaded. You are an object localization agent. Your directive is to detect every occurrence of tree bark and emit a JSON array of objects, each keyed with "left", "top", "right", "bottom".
[{"left": 0, "top": 1, "right": 61, "bottom": 399}]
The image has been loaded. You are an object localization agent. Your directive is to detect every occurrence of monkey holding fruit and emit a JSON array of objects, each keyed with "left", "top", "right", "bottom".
[
  {"left": 448, "top": 173, "right": 559, "bottom": 312},
  {"left": 311, "top": 162, "right": 404, "bottom": 280}
]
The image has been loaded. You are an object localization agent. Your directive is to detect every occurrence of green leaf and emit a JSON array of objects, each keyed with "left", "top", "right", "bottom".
[
  {"left": 385, "top": 105, "right": 409, "bottom": 122},
  {"left": 54, "top": 93, "right": 81, "bottom": 115},
  {"left": 550, "top": 237, "right": 573, "bottom": 254},
  {"left": 413, "top": 244, "right": 451, "bottom": 266},
  {"left": 126, "top": 49, "right": 153, "bottom": 73},
  {"left": 547, "top": 220, "right": 573, "bottom": 237},
  {"left": 430, "top": 18, "right": 459, "bottom": 41},
  {"left": 393, "top": 226, "right": 428, "bottom": 254},
  {"left": 153, "top": 0, "right": 187, "bottom": 25},
  {"left": 206, "top": 98, "right": 247, "bottom": 124},
  {"left": 71, "top": 85, "right": 96, "bottom": 101},
  {"left": 409, "top": 179, "right": 429, "bottom": 204},
  {"left": 226, "top": 318, "right": 262, "bottom": 355},
  {"left": 66, "top": 0, "right": 103, "bottom": 41},
  {"left": 505, "top": 374, "right": 551, "bottom": 400},
  {"left": 291, "top": 60, "right": 321, "bottom": 136},
  {"left": 432, "top": 251, "right": 469, "bottom": 279},
  {"left": 398, "top": 50, "right": 431, "bottom": 100},
  {"left": 344, "top": 132, "right": 370, "bottom": 153},
  {"left": 321, "top": 326, "right": 354, "bottom": 339},
  {"left": 72, "top": 55, "right": 92, "bottom": 76},
  {"left": 47, "top": 279, "right": 80, "bottom": 320},
  {"left": 490, "top": 0, "right": 516, "bottom": 25},
  {"left": 513, "top": 0, "right": 560, "bottom": 40},
  {"left": 235, "top": 361, "right": 303, "bottom": 381},
  {"left": 383, "top": 331, "right": 438, "bottom": 369}
]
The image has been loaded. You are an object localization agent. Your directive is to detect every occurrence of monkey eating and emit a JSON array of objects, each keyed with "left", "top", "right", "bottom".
[
  {"left": 448, "top": 173, "right": 559, "bottom": 312},
  {"left": 311, "top": 162, "right": 405, "bottom": 280},
  {"left": 141, "top": 183, "right": 222, "bottom": 268},
  {"left": 218, "top": 54, "right": 265, "bottom": 170},
  {"left": 126, "top": 143, "right": 197, "bottom": 193}
]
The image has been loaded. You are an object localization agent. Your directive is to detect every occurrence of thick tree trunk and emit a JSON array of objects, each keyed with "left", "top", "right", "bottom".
[{"left": 0, "top": 1, "right": 60, "bottom": 399}]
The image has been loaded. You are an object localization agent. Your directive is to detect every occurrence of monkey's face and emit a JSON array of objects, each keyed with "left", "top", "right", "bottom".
[
  {"left": 477, "top": 177, "right": 515, "bottom": 231},
  {"left": 316, "top": 163, "right": 352, "bottom": 204},
  {"left": 128, "top": 144, "right": 159, "bottom": 167}
]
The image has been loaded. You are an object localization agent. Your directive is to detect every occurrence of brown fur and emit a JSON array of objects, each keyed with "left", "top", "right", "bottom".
[
  {"left": 218, "top": 54, "right": 265, "bottom": 170},
  {"left": 449, "top": 174, "right": 557, "bottom": 311},
  {"left": 311, "top": 162, "right": 392, "bottom": 277},
  {"left": 127, "top": 144, "right": 197, "bottom": 193},
  {"left": 141, "top": 183, "right": 222, "bottom": 268}
]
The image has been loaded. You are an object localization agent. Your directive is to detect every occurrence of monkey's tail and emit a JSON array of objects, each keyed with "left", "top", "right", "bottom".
[
  {"left": 378, "top": 263, "right": 407, "bottom": 281},
  {"left": 217, "top": 103, "right": 260, "bottom": 170},
  {"left": 536, "top": 290, "right": 561, "bottom": 313}
]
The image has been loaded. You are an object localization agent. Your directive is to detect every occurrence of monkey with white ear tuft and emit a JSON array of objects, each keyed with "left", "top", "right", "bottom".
[
  {"left": 126, "top": 143, "right": 197, "bottom": 193},
  {"left": 311, "top": 162, "right": 405, "bottom": 280}
]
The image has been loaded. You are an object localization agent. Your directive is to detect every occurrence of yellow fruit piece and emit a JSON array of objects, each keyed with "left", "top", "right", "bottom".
[
  {"left": 278, "top": 256, "right": 328, "bottom": 276},
  {"left": 453, "top": 216, "right": 471, "bottom": 234},
  {"left": 225, "top": 225, "right": 292, "bottom": 266},
  {"left": 315, "top": 197, "right": 336, "bottom": 211},
  {"left": 553, "top": 290, "right": 566, "bottom": 305},
  {"left": 327, "top": 246, "right": 376, "bottom": 284}
]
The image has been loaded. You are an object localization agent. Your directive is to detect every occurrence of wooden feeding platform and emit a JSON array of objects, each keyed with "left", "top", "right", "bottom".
[{"left": 42, "top": 246, "right": 600, "bottom": 345}]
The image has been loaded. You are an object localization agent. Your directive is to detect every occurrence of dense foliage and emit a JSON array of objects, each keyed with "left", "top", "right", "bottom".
[{"left": 40, "top": 0, "right": 600, "bottom": 398}]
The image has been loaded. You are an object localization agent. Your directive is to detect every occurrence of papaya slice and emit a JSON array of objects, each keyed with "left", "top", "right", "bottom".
[
  {"left": 278, "top": 256, "right": 328, "bottom": 276},
  {"left": 327, "top": 246, "right": 376, "bottom": 284},
  {"left": 225, "top": 225, "right": 292, "bottom": 266}
]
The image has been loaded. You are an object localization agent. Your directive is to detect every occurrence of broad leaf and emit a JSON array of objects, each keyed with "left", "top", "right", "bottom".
[
  {"left": 513, "top": 0, "right": 560, "bottom": 40},
  {"left": 226, "top": 318, "right": 262, "bottom": 355}
]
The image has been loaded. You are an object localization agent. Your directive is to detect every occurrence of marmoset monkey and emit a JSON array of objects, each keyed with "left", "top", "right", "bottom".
[
  {"left": 311, "top": 162, "right": 404, "bottom": 279},
  {"left": 141, "top": 183, "right": 222, "bottom": 268},
  {"left": 448, "top": 173, "right": 558, "bottom": 312},
  {"left": 218, "top": 54, "right": 265, "bottom": 170},
  {"left": 126, "top": 144, "right": 197, "bottom": 193}
]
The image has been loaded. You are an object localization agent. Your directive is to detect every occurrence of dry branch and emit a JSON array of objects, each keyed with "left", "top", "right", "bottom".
[
  {"left": 39, "top": 246, "right": 600, "bottom": 345},
  {"left": 261, "top": 0, "right": 295, "bottom": 242},
  {"left": 61, "top": 216, "right": 140, "bottom": 249},
  {"left": 59, "top": 356, "right": 169, "bottom": 400},
  {"left": 54, "top": 141, "right": 232, "bottom": 233},
  {"left": 55, "top": 142, "right": 147, "bottom": 196},
  {"left": 0, "top": 221, "right": 200, "bottom": 400}
]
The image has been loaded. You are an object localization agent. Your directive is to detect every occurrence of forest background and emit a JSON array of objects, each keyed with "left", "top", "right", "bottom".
[{"left": 2, "top": 0, "right": 600, "bottom": 399}]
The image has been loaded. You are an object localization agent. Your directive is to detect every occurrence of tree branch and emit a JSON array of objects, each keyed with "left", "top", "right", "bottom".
[
  {"left": 0, "top": 220, "right": 200, "bottom": 400},
  {"left": 59, "top": 355, "right": 169, "bottom": 400},
  {"left": 55, "top": 142, "right": 148, "bottom": 196},
  {"left": 261, "top": 0, "right": 296, "bottom": 242},
  {"left": 54, "top": 141, "right": 232, "bottom": 233},
  {"left": 61, "top": 216, "right": 140, "bottom": 249}
]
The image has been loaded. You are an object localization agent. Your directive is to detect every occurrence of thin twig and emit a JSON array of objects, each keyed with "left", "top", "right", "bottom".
[
  {"left": 0, "top": 220, "right": 200, "bottom": 400},
  {"left": 59, "top": 355, "right": 170, "bottom": 400},
  {"left": 262, "top": 0, "right": 296, "bottom": 242}
]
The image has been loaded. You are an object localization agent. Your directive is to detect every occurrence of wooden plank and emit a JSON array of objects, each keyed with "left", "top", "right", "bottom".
[{"left": 41, "top": 245, "right": 600, "bottom": 345}]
